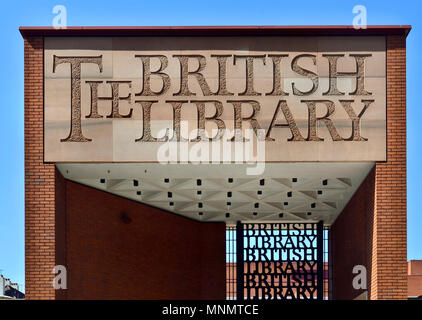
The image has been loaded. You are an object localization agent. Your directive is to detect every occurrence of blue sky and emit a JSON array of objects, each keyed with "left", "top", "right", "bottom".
[{"left": 0, "top": 0, "right": 420, "bottom": 292}]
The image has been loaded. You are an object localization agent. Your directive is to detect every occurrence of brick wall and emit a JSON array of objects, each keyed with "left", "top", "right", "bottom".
[
  {"left": 24, "top": 37, "right": 56, "bottom": 299},
  {"left": 331, "top": 168, "right": 375, "bottom": 299},
  {"left": 371, "top": 35, "right": 407, "bottom": 300},
  {"left": 331, "top": 35, "right": 407, "bottom": 300},
  {"left": 63, "top": 179, "right": 226, "bottom": 299},
  {"left": 24, "top": 32, "right": 407, "bottom": 300}
]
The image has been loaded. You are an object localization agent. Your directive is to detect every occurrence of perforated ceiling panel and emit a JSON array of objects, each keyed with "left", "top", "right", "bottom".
[{"left": 56, "top": 162, "right": 374, "bottom": 225}]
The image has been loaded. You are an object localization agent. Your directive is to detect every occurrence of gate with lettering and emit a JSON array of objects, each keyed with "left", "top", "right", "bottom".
[{"left": 236, "top": 221, "right": 324, "bottom": 300}]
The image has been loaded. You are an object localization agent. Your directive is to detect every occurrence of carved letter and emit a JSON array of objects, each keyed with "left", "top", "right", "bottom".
[
  {"left": 211, "top": 55, "right": 234, "bottom": 96},
  {"left": 135, "top": 55, "right": 170, "bottom": 96},
  {"left": 291, "top": 54, "right": 319, "bottom": 96},
  {"left": 190, "top": 100, "right": 226, "bottom": 141},
  {"left": 323, "top": 54, "right": 372, "bottom": 96},
  {"left": 301, "top": 100, "right": 343, "bottom": 141},
  {"left": 135, "top": 100, "right": 169, "bottom": 142},
  {"left": 234, "top": 55, "right": 266, "bottom": 96},
  {"left": 340, "top": 99, "right": 374, "bottom": 141},
  {"left": 266, "top": 55, "right": 289, "bottom": 96},
  {"left": 166, "top": 100, "right": 189, "bottom": 141},
  {"left": 173, "top": 55, "right": 213, "bottom": 96},
  {"left": 227, "top": 100, "right": 263, "bottom": 141},
  {"left": 86, "top": 80, "right": 133, "bottom": 119},
  {"left": 85, "top": 81, "right": 103, "bottom": 118},
  {"left": 105, "top": 81, "right": 133, "bottom": 118},
  {"left": 266, "top": 100, "right": 305, "bottom": 141},
  {"left": 53, "top": 55, "right": 103, "bottom": 142}
]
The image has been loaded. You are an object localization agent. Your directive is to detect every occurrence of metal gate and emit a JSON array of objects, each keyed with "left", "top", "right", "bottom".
[{"left": 236, "top": 221, "right": 324, "bottom": 300}]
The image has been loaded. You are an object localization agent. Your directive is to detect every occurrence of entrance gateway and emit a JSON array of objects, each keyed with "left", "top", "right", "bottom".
[
  {"left": 236, "top": 222, "right": 324, "bottom": 300},
  {"left": 21, "top": 26, "right": 409, "bottom": 300}
]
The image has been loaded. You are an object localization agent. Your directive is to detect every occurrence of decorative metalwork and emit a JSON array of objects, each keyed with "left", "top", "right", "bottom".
[
  {"left": 236, "top": 221, "right": 323, "bottom": 300},
  {"left": 226, "top": 226, "right": 237, "bottom": 300}
]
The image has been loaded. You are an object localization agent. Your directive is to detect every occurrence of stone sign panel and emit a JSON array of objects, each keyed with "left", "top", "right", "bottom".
[{"left": 44, "top": 36, "right": 386, "bottom": 162}]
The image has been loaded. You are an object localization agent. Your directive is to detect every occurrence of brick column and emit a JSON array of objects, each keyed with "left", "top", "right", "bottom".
[
  {"left": 24, "top": 37, "right": 56, "bottom": 299},
  {"left": 370, "top": 35, "right": 407, "bottom": 299},
  {"left": 331, "top": 35, "right": 407, "bottom": 300}
]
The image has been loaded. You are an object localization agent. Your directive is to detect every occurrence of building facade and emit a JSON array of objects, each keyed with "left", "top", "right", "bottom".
[
  {"left": 21, "top": 25, "right": 410, "bottom": 300},
  {"left": 0, "top": 275, "right": 25, "bottom": 299},
  {"left": 408, "top": 260, "right": 422, "bottom": 299}
]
